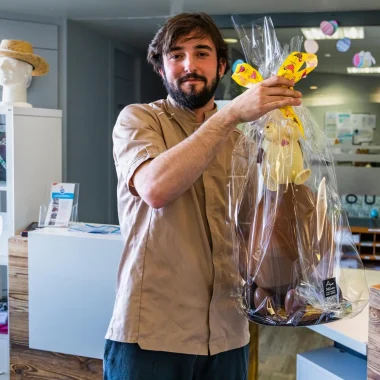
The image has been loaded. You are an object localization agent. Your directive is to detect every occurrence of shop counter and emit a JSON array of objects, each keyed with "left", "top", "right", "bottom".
[
  {"left": 297, "top": 269, "right": 380, "bottom": 379},
  {"left": 309, "top": 269, "right": 380, "bottom": 356}
]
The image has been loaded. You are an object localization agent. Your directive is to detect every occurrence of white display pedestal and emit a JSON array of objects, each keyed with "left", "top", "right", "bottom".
[{"left": 28, "top": 225, "right": 123, "bottom": 359}]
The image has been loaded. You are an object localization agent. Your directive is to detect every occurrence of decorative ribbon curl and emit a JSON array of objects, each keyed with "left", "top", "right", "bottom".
[{"left": 231, "top": 52, "right": 318, "bottom": 137}]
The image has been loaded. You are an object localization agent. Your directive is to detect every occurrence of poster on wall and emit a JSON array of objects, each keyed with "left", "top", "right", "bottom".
[
  {"left": 325, "top": 112, "right": 353, "bottom": 144},
  {"left": 325, "top": 112, "right": 376, "bottom": 145},
  {"left": 325, "top": 112, "right": 339, "bottom": 140}
]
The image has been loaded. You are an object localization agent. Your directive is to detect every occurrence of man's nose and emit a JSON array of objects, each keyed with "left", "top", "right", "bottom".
[{"left": 183, "top": 56, "right": 197, "bottom": 73}]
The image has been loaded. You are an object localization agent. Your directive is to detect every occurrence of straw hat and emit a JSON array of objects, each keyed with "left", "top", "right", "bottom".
[{"left": 0, "top": 40, "right": 49, "bottom": 76}]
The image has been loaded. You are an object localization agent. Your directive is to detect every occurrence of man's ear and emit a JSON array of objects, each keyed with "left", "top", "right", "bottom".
[
  {"left": 218, "top": 58, "right": 227, "bottom": 78},
  {"left": 158, "top": 68, "right": 165, "bottom": 79}
]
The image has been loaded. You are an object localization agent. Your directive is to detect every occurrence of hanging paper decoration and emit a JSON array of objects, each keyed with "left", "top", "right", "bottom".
[
  {"left": 304, "top": 39, "right": 319, "bottom": 54},
  {"left": 353, "top": 52, "right": 363, "bottom": 67},
  {"left": 232, "top": 59, "right": 245, "bottom": 73},
  {"left": 320, "top": 20, "right": 339, "bottom": 36},
  {"left": 362, "top": 52, "right": 376, "bottom": 68},
  {"left": 330, "top": 20, "right": 339, "bottom": 32},
  {"left": 320, "top": 21, "right": 334, "bottom": 36},
  {"left": 336, "top": 38, "right": 351, "bottom": 52},
  {"left": 353, "top": 51, "right": 376, "bottom": 68},
  {"left": 320, "top": 21, "right": 335, "bottom": 36}
]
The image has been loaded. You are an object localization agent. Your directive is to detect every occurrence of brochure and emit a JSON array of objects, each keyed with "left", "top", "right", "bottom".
[
  {"left": 68, "top": 223, "right": 120, "bottom": 234},
  {"left": 44, "top": 183, "right": 75, "bottom": 227}
]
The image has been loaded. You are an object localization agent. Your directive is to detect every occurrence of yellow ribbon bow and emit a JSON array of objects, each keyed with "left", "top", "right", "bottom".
[{"left": 231, "top": 52, "right": 318, "bottom": 137}]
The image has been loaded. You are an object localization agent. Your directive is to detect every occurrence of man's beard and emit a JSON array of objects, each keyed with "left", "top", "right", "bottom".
[{"left": 163, "top": 70, "right": 220, "bottom": 110}]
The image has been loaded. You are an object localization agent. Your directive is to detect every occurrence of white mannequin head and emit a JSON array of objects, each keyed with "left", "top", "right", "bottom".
[{"left": 0, "top": 57, "right": 33, "bottom": 107}]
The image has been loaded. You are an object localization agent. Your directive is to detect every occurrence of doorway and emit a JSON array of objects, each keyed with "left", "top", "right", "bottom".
[{"left": 108, "top": 47, "right": 139, "bottom": 225}]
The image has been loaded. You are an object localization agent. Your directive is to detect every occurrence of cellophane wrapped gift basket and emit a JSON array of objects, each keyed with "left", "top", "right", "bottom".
[{"left": 227, "top": 16, "right": 369, "bottom": 326}]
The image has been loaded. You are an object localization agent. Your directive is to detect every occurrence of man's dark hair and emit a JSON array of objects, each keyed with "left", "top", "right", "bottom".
[{"left": 147, "top": 12, "right": 230, "bottom": 75}]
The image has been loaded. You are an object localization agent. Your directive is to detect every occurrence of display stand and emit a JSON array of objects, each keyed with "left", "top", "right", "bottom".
[{"left": 38, "top": 183, "right": 79, "bottom": 227}]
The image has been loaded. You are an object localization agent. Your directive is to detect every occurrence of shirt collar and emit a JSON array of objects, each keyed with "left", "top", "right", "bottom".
[{"left": 165, "top": 95, "right": 218, "bottom": 124}]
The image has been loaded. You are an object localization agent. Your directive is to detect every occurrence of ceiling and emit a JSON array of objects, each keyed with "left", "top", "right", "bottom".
[
  {"left": 222, "top": 26, "right": 380, "bottom": 76},
  {"left": 2, "top": 0, "right": 380, "bottom": 76},
  {"left": 1, "top": 0, "right": 380, "bottom": 19}
]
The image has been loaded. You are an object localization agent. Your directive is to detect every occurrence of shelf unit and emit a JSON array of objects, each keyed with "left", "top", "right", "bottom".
[
  {"left": 0, "top": 106, "right": 62, "bottom": 259},
  {"left": 0, "top": 106, "right": 62, "bottom": 379},
  {"left": 349, "top": 226, "right": 380, "bottom": 261}
]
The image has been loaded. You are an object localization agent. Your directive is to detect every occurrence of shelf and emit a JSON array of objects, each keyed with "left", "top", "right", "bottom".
[
  {"left": 12, "top": 107, "right": 62, "bottom": 118},
  {"left": 361, "top": 242, "right": 374, "bottom": 247},
  {"left": 348, "top": 226, "right": 380, "bottom": 263},
  {"left": 360, "top": 254, "right": 380, "bottom": 261},
  {"left": 351, "top": 226, "right": 375, "bottom": 233},
  {"left": 342, "top": 254, "right": 361, "bottom": 260}
]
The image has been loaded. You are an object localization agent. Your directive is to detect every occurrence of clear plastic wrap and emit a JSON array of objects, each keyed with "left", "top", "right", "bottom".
[{"left": 228, "top": 16, "right": 369, "bottom": 326}]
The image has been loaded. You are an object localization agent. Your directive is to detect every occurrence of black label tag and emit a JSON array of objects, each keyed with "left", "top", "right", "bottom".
[{"left": 323, "top": 277, "right": 338, "bottom": 298}]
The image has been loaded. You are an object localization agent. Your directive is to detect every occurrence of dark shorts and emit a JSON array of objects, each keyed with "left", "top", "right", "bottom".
[{"left": 103, "top": 340, "right": 249, "bottom": 380}]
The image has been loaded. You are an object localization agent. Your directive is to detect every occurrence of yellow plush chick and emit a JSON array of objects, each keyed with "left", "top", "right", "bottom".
[{"left": 262, "top": 120, "right": 311, "bottom": 191}]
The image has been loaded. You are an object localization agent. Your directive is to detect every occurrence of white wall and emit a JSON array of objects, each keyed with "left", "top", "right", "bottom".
[
  {"left": 297, "top": 72, "right": 380, "bottom": 144},
  {"left": 66, "top": 20, "right": 111, "bottom": 224},
  {"left": 294, "top": 72, "right": 380, "bottom": 196},
  {"left": 0, "top": 14, "right": 166, "bottom": 225},
  {"left": 66, "top": 20, "right": 140, "bottom": 224}
]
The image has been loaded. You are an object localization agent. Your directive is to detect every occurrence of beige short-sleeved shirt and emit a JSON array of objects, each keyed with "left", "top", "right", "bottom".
[{"left": 106, "top": 96, "right": 249, "bottom": 356}]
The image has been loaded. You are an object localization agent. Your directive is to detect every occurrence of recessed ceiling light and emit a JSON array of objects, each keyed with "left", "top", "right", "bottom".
[
  {"left": 223, "top": 38, "right": 238, "bottom": 44},
  {"left": 309, "top": 86, "right": 318, "bottom": 90},
  {"left": 347, "top": 67, "right": 380, "bottom": 74},
  {"left": 301, "top": 27, "right": 364, "bottom": 40},
  {"left": 324, "top": 53, "right": 332, "bottom": 57}
]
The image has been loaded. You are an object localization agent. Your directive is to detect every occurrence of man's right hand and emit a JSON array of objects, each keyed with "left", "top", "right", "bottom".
[{"left": 223, "top": 76, "right": 302, "bottom": 125}]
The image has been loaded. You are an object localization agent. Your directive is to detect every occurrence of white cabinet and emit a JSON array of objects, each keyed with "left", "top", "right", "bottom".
[
  {"left": 297, "top": 346, "right": 367, "bottom": 380},
  {"left": 28, "top": 227, "right": 123, "bottom": 359},
  {"left": 0, "top": 106, "right": 62, "bottom": 263},
  {"left": 0, "top": 106, "right": 62, "bottom": 378}
]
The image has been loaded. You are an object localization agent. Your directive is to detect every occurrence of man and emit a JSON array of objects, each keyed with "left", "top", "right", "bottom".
[{"left": 104, "top": 12, "right": 302, "bottom": 380}]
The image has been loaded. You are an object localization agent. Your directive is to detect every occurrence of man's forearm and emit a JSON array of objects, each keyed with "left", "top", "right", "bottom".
[
  {"left": 133, "top": 75, "right": 302, "bottom": 208},
  {"left": 133, "top": 107, "right": 238, "bottom": 208}
]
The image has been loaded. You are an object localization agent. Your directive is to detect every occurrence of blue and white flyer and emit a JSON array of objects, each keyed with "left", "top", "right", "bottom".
[{"left": 44, "top": 183, "right": 75, "bottom": 227}]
